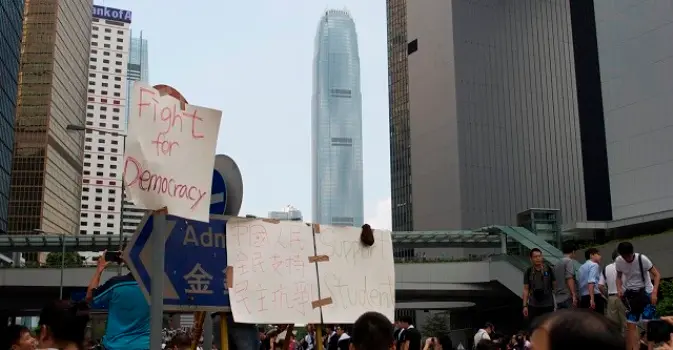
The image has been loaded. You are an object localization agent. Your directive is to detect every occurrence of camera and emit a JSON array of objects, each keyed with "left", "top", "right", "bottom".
[{"left": 104, "top": 251, "right": 123, "bottom": 264}]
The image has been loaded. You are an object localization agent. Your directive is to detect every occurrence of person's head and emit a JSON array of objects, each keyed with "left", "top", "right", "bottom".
[
  {"left": 1, "top": 325, "right": 36, "bottom": 350},
  {"left": 611, "top": 249, "right": 619, "bottom": 262},
  {"left": 617, "top": 242, "right": 635, "bottom": 262},
  {"left": 530, "top": 309, "right": 625, "bottom": 350},
  {"left": 436, "top": 335, "right": 452, "bottom": 350},
  {"left": 38, "top": 300, "right": 89, "bottom": 349},
  {"left": 350, "top": 312, "right": 394, "bottom": 350},
  {"left": 307, "top": 324, "right": 315, "bottom": 333},
  {"left": 484, "top": 322, "right": 494, "bottom": 334},
  {"left": 585, "top": 248, "right": 601, "bottom": 263},
  {"left": 167, "top": 333, "right": 192, "bottom": 350},
  {"left": 326, "top": 325, "right": 335, "bottom": 333},
  {"left": 529, "top": 248, "right": 543, "bottom": 266},
  {"left": 399, "top": 315, "right": 413, "bottom": 329},
  {"left": 561, "top": 242, "right": 576, "bottom": 257},
  {"left": 475, "top": 339, "right": 498, "bottom": 350},
  {"left": 336, "top": 326, "right": 344, "bottom": 336}
]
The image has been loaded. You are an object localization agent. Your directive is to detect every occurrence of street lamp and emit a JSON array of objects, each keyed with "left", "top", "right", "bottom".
[
  {"left": 34, "top": 229, "right": 66, "bottom": 300},
  {"left": 67, "top": 124, "right": 128, "bottom": 275}
]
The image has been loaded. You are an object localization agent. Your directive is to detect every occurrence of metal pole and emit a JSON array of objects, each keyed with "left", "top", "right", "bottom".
[
  {"left": 59, "top": 233, "right": 65, "bottom": 299},
  {"left": 118, "top": 134, "right": 127, "bottom": 276},
  {"left": 203, "top": 313, "right": 213, "bottom": 350},
  {"left": 150, "top": 209, "right": 166, "bottom": 350}
]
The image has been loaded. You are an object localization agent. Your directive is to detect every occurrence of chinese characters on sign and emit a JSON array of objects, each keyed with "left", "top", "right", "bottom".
[
  {"left": 314, "top": 226, "right": 396, "bottom": 323},
  {"left": 123, "top": 83, "right": 222, "bottom": 222},
  {"left": 225, "top": 218, "right": 320, "bottom": 324}
]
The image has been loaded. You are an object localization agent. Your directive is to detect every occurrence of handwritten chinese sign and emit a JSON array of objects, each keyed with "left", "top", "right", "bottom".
[
  {"left": 225, "top": 218, "right": 321, "bottom": 324},
  {"left": 314, "top": 225, "right": 395, "bottom": 323},
  {"left": 124, "top": 83, "right": 222, "bottom": 222}
]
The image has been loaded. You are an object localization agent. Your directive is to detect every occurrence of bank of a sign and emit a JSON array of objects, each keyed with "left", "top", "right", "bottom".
[{"left": 92, "top": 5, "right": 132, "bottom": 23}]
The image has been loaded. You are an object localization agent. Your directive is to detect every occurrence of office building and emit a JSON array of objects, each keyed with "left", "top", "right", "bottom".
[
  {"left": 121, "top": 33, "right": 149, "bottom": 235},
  {"left": 312, "top": 9, "right": 364, "bottom": 227},
  {"left": 79, "top": 5, "right": 131, "bottom": 236},
  {"left": 0, "top": 1, "right": 24, "bottom": 234},
  {"left": 268, "top": 205, "right": 303, "bottom": 221},
  {"left": 388, "top": 0, "right": 673, "bottom": 236},
  {"left": 9, "top": 0, "right": 92, "bottom": 245}
]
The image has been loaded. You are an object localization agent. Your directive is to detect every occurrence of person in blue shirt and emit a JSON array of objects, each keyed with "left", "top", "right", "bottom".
[
  {"left": 86, "top": 251, "right": 150, "bottom": 350},
  {"left": 578, "top": 247, "right": 605, "bottom": 313}
]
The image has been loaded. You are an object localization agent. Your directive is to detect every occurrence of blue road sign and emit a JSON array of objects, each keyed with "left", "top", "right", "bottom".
[{"left": 124, "top": 154, "right": 244, "bottom": 311}]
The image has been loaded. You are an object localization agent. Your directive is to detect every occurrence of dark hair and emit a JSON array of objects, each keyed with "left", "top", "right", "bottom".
[
  {"left": 585, "top": 248, "right": 600, "bottom": 260},
  {"left": 617, "top": 242, "right": 634, "bottom": 256},
  {"left": 39, "top": 300, "right": 90, "bottom": 347},
  {"left": 475, "top": 339, "right": 497, "bottom": 350},
  {"left": 561, "top": 241, "right": 576, "bottom": 254},
  {"left": 612, "top": 249, "right": 619, "bottom": 261},
  {"left": 360, "top": 224, "right": 375, "bottom": 247},
  {"left": 351, "top": 312, "right": 394, "bottom": 350},
  {"left": 1, "top": 325, "right": 31, "bottom": 349},
  {"left": 437, "top": 335, "right": 452, "bottom": 350},
  {"left": 484, "top": 322, "right": 494, "bottom": 329},
  {"left": 167, "top": 333, "right": 191, "bottom": 349},
  {"left": 529, "top": 248, "right": 542, "bottom": 258},
  {"left": 531, "top": 309, "right": 625, "bottom": 350},
  {"left": 399, "top": 315, "right": 413, "bottom": 325}
]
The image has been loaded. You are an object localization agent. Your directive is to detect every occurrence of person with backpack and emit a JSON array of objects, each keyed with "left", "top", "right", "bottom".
[
  {"left": 577, "top": 248, "right": 605, "bottom": 313},
  {"left": 522, "top": 248, "right": 556, "bottom": 323},
  {"left": 615, "top": 241, "right": 661, "bottom": 350}
]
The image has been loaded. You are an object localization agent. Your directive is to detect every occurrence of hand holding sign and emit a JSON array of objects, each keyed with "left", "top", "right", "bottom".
[{"left": 124, "top": 83, "right": 222, "bottom": 222}]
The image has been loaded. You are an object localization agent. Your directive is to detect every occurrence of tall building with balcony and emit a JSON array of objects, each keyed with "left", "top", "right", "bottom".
[
  {"left": 0, "top": 1, "right": 24, "bottom": 234},
  {"left": 311, "top": 9, "right": 364, "bottom": 227},
  {"left": 79, "top": 5, "right": 131, "bottom": 236},
  {"left": 8, "top": 0, "right": 92, "bottom": 246},
  {"left": 122, "top": 33, "right": 148, "bottom": 235},
  {"left": 268, "top": 205, "right": 303, "bottom": 221}
]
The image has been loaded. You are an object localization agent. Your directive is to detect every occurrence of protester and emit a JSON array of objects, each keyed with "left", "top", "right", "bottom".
[
  {"left": 300, "top": 324, "right": 316, "bottom": 350},
  {"left": 529, "top": 309, "right": 625, "bottom": 349},
  {"left": 553, "top": 241, "right": 578, "bottom": 309},
  {"left": 615, "top": 242, "right": 662, "bottom": 350},
  {"left": 394, "top": 321, "right": 404, "bottom": 350},
  {"left": 578, "top": 248, "right": 605, "bottom": 313},
  {"left": 1, "top": 324, "right": 36, "bottom": 350},
  {"left": 37, "top": 300, "right": 90, "bottom": 350},
  {"left": 523, "top": 248, "right": 556, "bottom": 322},
  {"left": 473, "top": 322, "right": 494, "bottom": 348},
  {"left": 603, "top": 249, "right": 628, "bottom": 333},
  {"left": 336, "top": 326, "right": 350, "bottom": 350},
  {"left": 86, "top": 250, "right": 150, "bottom": 350},
  {"left": 398, "top": 315, "right": 422, "bottom": 350},
  {"left": 165, "top": 333, "right": 191, "bottom": 350},
  {"left": 350, "top": 311, "right": 394, "bottom": 350}
]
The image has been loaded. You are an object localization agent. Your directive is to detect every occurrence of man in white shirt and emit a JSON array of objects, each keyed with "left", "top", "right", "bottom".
[
  {"left": 603, "top": 250, "right": 627, "bottom": 333},
  {"left": 615, "top": 241, "right": 661, "bottom": 350},
  {"left": 473, "top": 322, "right": 493, "bottom": 349}
]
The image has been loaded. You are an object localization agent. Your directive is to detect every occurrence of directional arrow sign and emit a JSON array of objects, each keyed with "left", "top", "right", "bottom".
[{"left": 124, "top": 155, "right": 243, "bottom": 311}]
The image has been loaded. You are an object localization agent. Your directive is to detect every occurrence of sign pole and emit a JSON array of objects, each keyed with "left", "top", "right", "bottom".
[
  {"left": 150, "top": 208, "right": 167, "bottom": 350},
  {"left": 219, "top": 313, "right": 229, "bottom": 350},
  {"left": 203, "top": 312, "right": 213, "bottom": 350}
]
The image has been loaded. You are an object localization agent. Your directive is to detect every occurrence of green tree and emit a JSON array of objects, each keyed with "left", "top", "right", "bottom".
[
  {"left": 45, "top": 252, "right": 84, "bottom": 267},
  {"left": 657, "top": 279, "right": 673, "bottom": 317},
  {"left": 421, "top": 312, "right": 450, "bottom": 338}
]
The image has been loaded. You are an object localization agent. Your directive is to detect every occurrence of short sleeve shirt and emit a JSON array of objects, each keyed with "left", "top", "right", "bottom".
[
  {"left": 615, "top": 253, "right": 654, "bottom": 294},
  {"left": 524, "top": 266, "right": 556, "bottom": 307}
]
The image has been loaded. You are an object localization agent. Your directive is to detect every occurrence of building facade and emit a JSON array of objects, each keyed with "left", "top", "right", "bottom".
[
  {"left": 80, "top": 5, "right": 131, "bottom": 236},
  {"left": 121, "top": 33, "right": 148, "bottom": 235},
  {"left": 312, "top": 9, "right": 364, "bottom": 227},
  {"left": 268, "top": 206, "right": 303, "bottom": 221},
  {"left": 9, "top": 0, "right": 92, "bottom": 241},
  {"left": 0, "top": 0, "right": 24, "bottom": 234},
  {"left": 388, "top": 0, "right": 587, "bottom": 230}
]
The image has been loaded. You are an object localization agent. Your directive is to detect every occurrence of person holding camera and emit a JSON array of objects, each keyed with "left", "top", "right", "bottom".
[
  {"left": 522, "top": 248, "right": 556, "bottom": 323},
  {"left": 86, "top": 250, "right": 150, "bottom": 350},
  {"left": 615, "top": 242, "right": 661, "bottom": 350}
]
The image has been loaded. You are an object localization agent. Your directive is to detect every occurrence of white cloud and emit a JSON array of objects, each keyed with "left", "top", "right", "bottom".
[{"left": 365, "top": 197, "right": 392, "bottom": 230}]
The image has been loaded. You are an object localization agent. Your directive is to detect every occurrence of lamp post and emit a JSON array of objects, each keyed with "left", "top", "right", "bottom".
[
  {"left": 67, "top": 124, "right": 127, "bottom": 275},
  {"left": 34, "top": 229, "right": 66, "bottom": 299}
]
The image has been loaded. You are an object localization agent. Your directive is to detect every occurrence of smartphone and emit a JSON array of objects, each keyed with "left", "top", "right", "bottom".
[
  {"left": 646, "top": 320, "right": 671, "bottom": 343},
  {"left": 104, "top": 251, "right": 123, "bottom": 264}
]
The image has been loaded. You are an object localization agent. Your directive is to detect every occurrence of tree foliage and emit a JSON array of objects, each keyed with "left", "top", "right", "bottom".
[
  {"left": 421, "top": 312, "right": 450, "bottom": 338},
  {"left": 657, "top": 279, "right": 673, "bottom": 317},
  {"left": 45, "top": 252, "right": 84, "bottom": 267}
]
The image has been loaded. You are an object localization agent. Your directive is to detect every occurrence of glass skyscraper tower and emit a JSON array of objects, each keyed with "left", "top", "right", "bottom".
[{"left": 311, "top": 9, "right": 364, "bottom": 226}]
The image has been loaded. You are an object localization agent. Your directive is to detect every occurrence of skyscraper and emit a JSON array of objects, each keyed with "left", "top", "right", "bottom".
[
  {"left": 269, "top": 205, "right": 303, "bottom": 221},
  {"left": 0, "top": 1, "right": 24, "bottom": 234},
  {"left": 79, "top": 5, "right": 132, "bottom": 237},
  {"left": 9, "top": 0, "right": 92, "bottom": 243},
  {"left": 312, "top": 9, "right": 364, "bottom": 227},
  {"left": 122, "top": 33, "right": 149, "bottom": 235}
]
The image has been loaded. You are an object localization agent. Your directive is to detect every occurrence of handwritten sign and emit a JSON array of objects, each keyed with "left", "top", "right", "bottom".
[
  {"left": 225, "top": 218, "right": 321, "bottom": 324},
  {"left": 314, "top": 225, "right": 395, "bottom": 323},
  {"left": 124, "top": 83, "right": 222, "bottom": 222}
]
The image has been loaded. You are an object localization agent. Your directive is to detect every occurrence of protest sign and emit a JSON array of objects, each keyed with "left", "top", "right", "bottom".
[
  {"left": 123, "top": 83, "right": 222, "bottom": 222},
  {"left": 225, "top": 218, "right": 321, "bottom": 324},
  {"left": 314, "top": 225, "right": 395, "bottom": 323}
]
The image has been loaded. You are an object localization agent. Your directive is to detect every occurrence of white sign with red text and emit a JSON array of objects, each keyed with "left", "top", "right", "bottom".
[{"left": 123, "top": 83, "right": 222, "bottom": 222}]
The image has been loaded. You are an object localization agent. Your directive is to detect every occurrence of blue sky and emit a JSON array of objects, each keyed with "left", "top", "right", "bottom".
[{"left": 97, "top": 0, "right": 392, "bottom": 229}]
